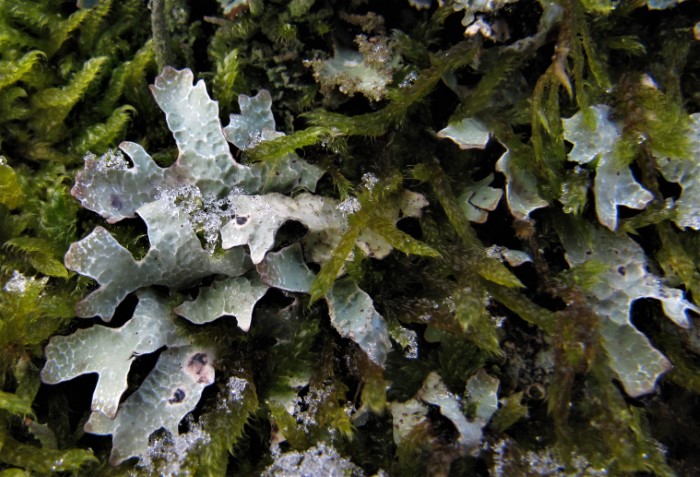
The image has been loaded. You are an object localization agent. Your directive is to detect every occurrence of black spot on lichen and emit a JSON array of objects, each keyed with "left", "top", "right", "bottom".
[
  {"left": 189, "top": 353, "right": 208, "bottom": 367},
  {"left": 236, "top": 215, "right": 248, "bottom": 225},
  {"left": 110, "top": 194, "right": 123, "bottom": 210},
  {"left": 169, "top": 388, "right": 185, "bottom": 404},
  {"left": 186, "top": 352, "right": 214, "bottom": 384}
]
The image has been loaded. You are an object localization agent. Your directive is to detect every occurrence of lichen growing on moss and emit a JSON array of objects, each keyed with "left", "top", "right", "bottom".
[{"left": 1, "top": 0, "right": 700, "bottom": 475}]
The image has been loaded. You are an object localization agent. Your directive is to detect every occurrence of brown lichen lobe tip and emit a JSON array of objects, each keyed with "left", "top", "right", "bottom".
[{"left": 184, "top": 351, "right": 215, "bottom": 385}]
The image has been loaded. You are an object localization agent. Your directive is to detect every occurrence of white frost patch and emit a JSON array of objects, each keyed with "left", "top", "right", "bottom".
[
  {"left": 261, "top": 443, "right": 365, "bottom": 477},
  {"left": 337, "top": 197, "right": 361, "bottom": 217},
  {"left": 4, "top": 270, "right": 45, "bottom": 294},
  {"left": 88, "top": 149, "right": 129, "bottom": 172},
  {"left": 136, "top": 417, "right": 210, "bottom": 477}
]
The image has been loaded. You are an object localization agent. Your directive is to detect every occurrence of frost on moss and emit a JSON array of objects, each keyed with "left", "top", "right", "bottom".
[
  {"left": 262, "top": 443, "right": 365, "bottom": 477},
  {"left": 453, "top": 0, "right": 518, "bottom": 38},
  {"left": 558, "top": 221, "right": 700, "bottom": 397},
  {"left": 562, "top": 105, "right": 654, "bottom": 231}
]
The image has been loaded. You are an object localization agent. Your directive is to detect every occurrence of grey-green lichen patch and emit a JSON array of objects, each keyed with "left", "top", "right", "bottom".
[
  {"left": 53, "top": 65, "right": 435, "bottom": 466},
  {"left": 465, "top": 369, "right": 500, "bottom": 423},
  {"left": 485, "top": 245, "right": 532, "bottom": 267},
  {"left": 391, "top": 371, "right": 499, "bottom": 455},
  {"left": 257, "top": 245, "right": 392, "bottom": 365},
  {"left": 597, "top": 320, "right": 672, "bottom": 400},
  {"left": 646, "top": 0, "right": 685, "bottom": 9},
  {"left": 390, "top": 398, "right": 429, "bottom": 446},
  {"left": 149, "top": 66, "right": 251, "bottom": 196},
  {"left": 65, "top": 198, "right": 251, "bottom": 321},
  {"left": 217, "top": 0, "right": 248, "bottom": 15},
  {"left": 305, "top": 35, "right": 395, "bottom": 101},
  {"left": 559, "top": 221, "right": 699, "bottom": 396},
  {"left": 85, "top": 345, "right": 215, "bottom": 465},
  {"left": 562, "top": 105, "right": 653, "bottom": 231},
  {"left": 71, "top": 146, "right": 166, "bottom": 224},
  {"left": 223, "top": 89, "right": 276, "bottom": 151},
  {"left": 71, "top": 69, "right": 323, "bottom": 227},
  {"left": 326, "top": 277, "right": 392, "bottom": 366},
  {"left": 220, "top": 193, "right": 344, "bottom": 264},
  {"left": 256, "top": 243, "right": 316, "bottom": 293},
  {"left": 437, "top": 117, "right": 490, "bottom": 150},
  {"left": 40, "top": 290, "right": 189, "bottom": 419},
  {"left": 223, "top": 89, "right": 324, "bottom": 192},
  {"left": 457, "top": 174, "right": 503, "bottom": 223},
  {"left": 174, "top": 275, "right": 269, "bottom": 331},
  {"left": 657, "top": 113, "right": 700, "bottom": 230},
  {"left": 495, "top": 148, "right": 548, "bottom": 220}
]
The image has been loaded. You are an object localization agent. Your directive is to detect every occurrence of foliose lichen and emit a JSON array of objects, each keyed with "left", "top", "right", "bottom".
[{"left": 41, "top": 66, "right": 430, "bottom": 464}]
